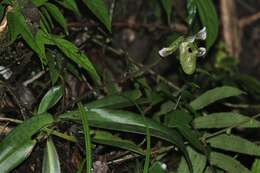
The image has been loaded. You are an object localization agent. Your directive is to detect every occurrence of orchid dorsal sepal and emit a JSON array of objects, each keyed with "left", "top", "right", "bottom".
[{"left": 195, "top": 27, "right": 207, "bottom": 40}]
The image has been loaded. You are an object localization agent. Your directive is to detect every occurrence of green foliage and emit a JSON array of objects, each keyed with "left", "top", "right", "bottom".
[
  {"left": 1, "top": 0, "right": 260, "bottom": 172},
  {"left": 186, "top": 0, "right": 197, "bottom": 26},
  {"left": 193, "top": 112, "right": 260, "bottom": 129},
  {"left": 44, "top": 2, "right": 68, "bottom": 34},
  {"left": 42, "top": 137, "right": 61, "bottom": 173},
  {"left": 82, "top": 0, "right": 111, "bottom": 32},
  {"left": 0, "top": 114, "right": 54, "bottom": 172},
  {"left": 210, "top": 152, "right": 250, "bottom": 173},
  {"left": 38, "top": 85, "right": 63, "bottom": 114},
  {"left": 78, "top": 103, "right": 92, "bottom": 173},
  {"left": 160, "top": 0, "right": 172, "bottom": 23},
  {"left": 92, "top": 130, "right": 145, "bottom": 155},
  {"left": 251, "top": 159, "right": 260, "bottom": 173},
  {"left": 195, "top": 0, "right": 219, "bottom": 48},
  {"left": 190, "top": 86, "right": 244, "bottom": 110},
  {"left": 208, "top": 134, "right": 260, "bottom": 156}
]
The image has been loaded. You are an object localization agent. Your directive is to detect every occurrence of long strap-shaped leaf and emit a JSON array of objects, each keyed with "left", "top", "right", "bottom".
[
  {"left": 59, "top": 108, "right": 193, "bottom": 172},
  {"left": 0, "top": 114, "right": 54, "bottom": 172}
]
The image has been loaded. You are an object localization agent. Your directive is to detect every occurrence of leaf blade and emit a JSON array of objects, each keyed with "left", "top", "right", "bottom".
[
  {"left": 38, "top": 85, "right": 63, "bottom": 114},
  {"left": 195, "top": 0, "right": 219, "bottom": 48},
  {"left": 42, "top": 137, "right": 61, "bottom": 173},
  {"left": 190, "top": 86, "right": 244, "bottom": 110},
  {"left": 210, "top": 152, "right": 250, "bottom": 173},
  {"left": 82, "top": 0, "right": 111, "bottom": 31},
  {"left": 193, "top": 112, "right": 260, "bottom": 129}
]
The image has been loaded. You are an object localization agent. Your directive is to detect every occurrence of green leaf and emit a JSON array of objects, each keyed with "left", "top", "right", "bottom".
[
  {"left": 251, "top": 159, "right": 260, "bottom": 173},
  {"left": 54, "top": 37, "right": 101, "bottom": 84},
  {"left": 186, "top": 0, "right": 197, "bottom": 26},
  {"left": 210, "top": 152, "right": 250, "bottom": 173},
  {"left": 7, "top": 9, "right": 47, "bottom": 64},
  {"left": 60, "top": 108, "right": 193, "bottom": 172},
  {"left": 7, "top": 11, "right": 19, "bottom": 43},
  {"left": 35, "top": 29, "right": 55, "bottom": 64},
  {"left": 237, "top": 74, "right": 260, "bottom": 95},
  {"left": 92, "top": 131, "right": 145, "bottom": 155},
  {"left": 56, "top": 0, "right": 81, "bottom": 16},
  {"left": 44, "top": 2, "right": 68, "bottom": 34},
  {"left": 78, "top": 103, "right": 92, "bottom": 173},
  {"left": 195, "top": 0, "right": 219, "bottom": 49},
  {"left": 85, "top": 90, "right": 142, "bottom": 109},
  {"left": 190, "top": 86, "right": 244, "bottom": 110},
  {"left": 46, "top": 53, "right": 60, "bottom": 85},
  {"left": 0, "top": 140, "right": 36, "bottom": 173},
  {"left": 165, "top": 110, "right": 204, "bottom": 152},
  {"left": 42, "top": 137, "right": 61, "bottom": 173},
  {"left": 7, "top": 10, "right": 38, "bottom": 50},
  {"left": 207, "top": 134, "right": 260, "bottom": 156},
  {"left": 149, "top": 161, "right": 167, "bottom": 173},
  {"left": 38, "top": 85, "right": 63, "bottom": 114},
  {"left": 177, "top": 146, "right": 207, "bottom": 173},
  {"left": 40, "top": 6, "right": 55, "bottom": 30},
  {"left": 160, "top": 0, "right": 172, "bottom": 23},
  {"left": 82, "top": 0, "right": 111, "bottom": 32},
  {"left": 193, "top": 112, "right": 260, "bottom": 129},
  {"left": 0, "top": 114, "right": 54, "bottom": 172}
]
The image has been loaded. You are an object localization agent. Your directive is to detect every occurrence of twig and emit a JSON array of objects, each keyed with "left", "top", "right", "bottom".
[
  {"left": 0, "top": 117, "right": 23, "bottom": 123},
  {"left": 239, "top": 11, "right": 260, "bottom": 28},
  {"left": 107, "top": 146, "right": 174, "bottom": 165},
  {"left": 22, "top": 70, "right": 46, "bottom": 86},
  {"left": 220, "top": 0, "right": 240, "bottom": 58},
  {"left": 68, "top": 21, "right": 187, "bottom": 33}
]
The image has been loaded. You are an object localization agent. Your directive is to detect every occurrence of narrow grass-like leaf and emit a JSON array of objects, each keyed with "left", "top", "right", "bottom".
[
  {"left": 190, "top": 86, "right": 244, "bottom": 110},
  {"left": 78, "top": 103, "right": 92, "bottom": 173},
  {"left": 82, "top": 0, "right": 111, "bottom": 32},
  {"left": 86, "top": 90, "right": 142, "bottom": 109},
  {"left": 210, "top": 152, "right": 250, "bottom": 173},
  {"left": 177, "top": 146, "right": 206, "bottom": 173},
  {"left": 92, "top": 131, "right": 144, "bottom": 155},
  {"left": 59, "top": 108, "right": 193, "bottom": 172},
  {"left": 195, "top": 0, "right": 219, "bottom": 49},
  {"left": 251, "top": 159, "right": 260, "bottom": 173},
  {"left": 42, "top": 137, "right": 61, "bottom": 173},
  {"left": 38, "top": 85, "right": 63, "bottom": 114},
  {"left": 207, "top": 134, "right": 260, "bottom": 156},
  {"left": 0, "top": 114, "right": 54, "bottom": 172},
  {"left": 44, "top": 2, "right": 68, "bottom": 34},
  {"left": 193, "top": 112, "right": 260, "bottom": 129},
  {"left": 54, "top": 37, "right": 101, "bottom": 84}
]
